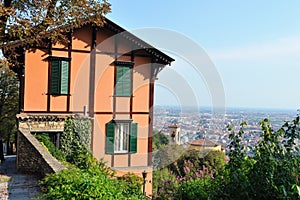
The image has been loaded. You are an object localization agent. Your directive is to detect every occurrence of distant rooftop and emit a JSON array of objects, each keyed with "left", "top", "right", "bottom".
[
  {"left": 189, "top": 138, "right": 220, "bottom": 147},
  {"left": 168, "top": 124, "right": 180, "bottom": 128}
]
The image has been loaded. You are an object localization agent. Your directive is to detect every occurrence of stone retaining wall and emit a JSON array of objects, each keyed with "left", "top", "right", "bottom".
[{"left": 17, "top": 128, "right": 65, "bottom": 177}]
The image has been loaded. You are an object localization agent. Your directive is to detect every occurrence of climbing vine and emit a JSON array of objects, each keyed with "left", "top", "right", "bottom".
[{"left": 60, "top": 117, "right": 92, "bottom": 162}]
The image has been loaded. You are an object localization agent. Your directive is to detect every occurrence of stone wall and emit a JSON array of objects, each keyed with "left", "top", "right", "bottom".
[{"left": 17, "top": 128, "right": 65, "bottom": 177}]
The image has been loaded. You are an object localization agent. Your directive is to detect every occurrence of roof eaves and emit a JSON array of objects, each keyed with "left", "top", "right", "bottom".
[
  {"left": 104, "top": 18, "right": 174, "bottom": 65},
  {"left": 3, "top": 17, "right": 175, "bottom": 65}
]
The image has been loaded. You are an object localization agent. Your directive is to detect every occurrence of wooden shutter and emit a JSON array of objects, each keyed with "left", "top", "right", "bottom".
[
  {"left": 115, "top": 66, "right": 124, "bottom": 96},
  {"left": 116, "top": 66, "right": 132, "bottom": 96},
  {"left": 106, "top": 122, "right": 115, "bottom": 154},
  {"left": 129, "top": 123, "right": 138, "bottom": 153},
  {"left": 122, "top": 67, "right": 131, "bottom": 96},
  {"left": 50, "top": 60, "right": 60, "bottom": 94},
  {"left": 60, "top": 60, "right": 69, "bottom": 94}
]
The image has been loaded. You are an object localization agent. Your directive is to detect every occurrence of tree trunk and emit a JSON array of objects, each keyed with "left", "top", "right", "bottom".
[{"left": 0, "top": 139, "right": 4, "bottom": 162}]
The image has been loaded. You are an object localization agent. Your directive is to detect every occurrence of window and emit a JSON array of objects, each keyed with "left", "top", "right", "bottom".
[
  {"left": 115, "top": 65, "right": 132, "bottom": 96},
  {"left": 50, "top": 58, "right": 70, "bottom": 95},
  {"left": 105, "top": 120, "right": 137, "bottom": 154}
]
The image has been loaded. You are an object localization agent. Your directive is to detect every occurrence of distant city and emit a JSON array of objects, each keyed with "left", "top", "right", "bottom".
[{"left": 153, "top": 106, "right": 299, "bottom": 151}]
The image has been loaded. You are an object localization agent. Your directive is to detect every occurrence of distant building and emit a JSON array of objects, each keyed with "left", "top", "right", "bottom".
[
  {"left": 168, "top": 124, "right": 181, "bottom": 145},
  {"left": 188, "top": 138, "right": 225, "bottom": 157}
]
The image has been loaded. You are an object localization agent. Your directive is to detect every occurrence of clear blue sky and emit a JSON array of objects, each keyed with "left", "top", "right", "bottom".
[{"left": 107, "top": 1, "right": 300, "bottom": 110}]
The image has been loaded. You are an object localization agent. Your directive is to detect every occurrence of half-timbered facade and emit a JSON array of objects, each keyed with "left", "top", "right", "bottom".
[{"left": 13, "top": 18, "right": 174, "bottom": 195}]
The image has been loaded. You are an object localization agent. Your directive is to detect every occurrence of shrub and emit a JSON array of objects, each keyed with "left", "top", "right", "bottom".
[
  {"left": 40, "top": 153, "right": 146, "bottom": 200},
  {"left": 35, "top": 133, "right": 66, "bottom": 161},
  {"left": 39, "top": 118, "right": 146, "bottom": 199},
  {"left": 118, "top": 173, "right": 144, "bottom": 197},
  {"left": 153, "top": 161, "right": 215, "bottom": 199},
  {"left": 168, "top": 149, "right": 225, "bottom": 177}
]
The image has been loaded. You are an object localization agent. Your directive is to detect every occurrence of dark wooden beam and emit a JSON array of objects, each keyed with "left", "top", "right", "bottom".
[
  {"left": 47, "top": 40, "right": 52, "bottom": 112},
  {"left": 148, "top": 62, "right": 155, "bottom": 166},
  {"left": 17, "top": 47, "right": 25, "bottom": 113},
  {"left": 89, "top": 27, "right": 97, "bottom": 153},
  {"left": 66, "top": 31, "right": 73, "bottom": 112},
  {"left": 128, "top": 48, "right": 135, "bottom": 167}
]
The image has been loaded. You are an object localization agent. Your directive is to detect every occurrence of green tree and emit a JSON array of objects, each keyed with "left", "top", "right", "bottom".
[
  {"left": 153, "top": 130, "right": 169, "bottom": 151},
  {"left": 0, "top": 59, "right": 18, "bottom": 158},
  {"left": 212, "top": 119, "right": 300, "bottom": 199},
  {"left": 154, "top": 144, "right": 185, "bottom": 170},
  {"left": 247, "top": 118, "right": 300, "bottom": 199}
]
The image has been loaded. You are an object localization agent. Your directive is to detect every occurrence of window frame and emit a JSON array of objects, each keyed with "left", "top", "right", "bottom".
[
  {"left": 49, "top": 56, "right": 71, "bottom": 95},
  {"left": 105, "top": 119, "right": 138, "bottom": 155}
]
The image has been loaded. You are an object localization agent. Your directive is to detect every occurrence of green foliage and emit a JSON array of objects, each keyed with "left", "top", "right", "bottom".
[
  {"left": 203, "top": 150, "right": 226, "bottom": 170},
  {"left": 168, "top": 150, "right": 225, "bottom": 177},
  {"left": 118, "top": 173, "right": 144, "bottom": 197},
  {"left": 180, "top": 178, "right": 209, "bottom": 200},
  {"left": 154, "top": 116, "right": 300, "bottom": 199},
  {"left": 39, "top": 122, "right": 145, "bottom": 199},
  {"left": 35, "top": 133, "right": 66, "bottom": 161},
  {"left": 153, "top": 144, "right": 185, "bottom": 170},
  {"left": 40, "top": 153, "right": 146, "bottom": 200},
  {"left": 212, "top": 118, "right": 300, "bottom": 199},
  {"left": 60, "top": 117, "right": 92, "bottom": 163},
  {"left": 153, "top": 130, "right": 169, "bottom": 151},
  {"left": 247, "top": 118, "right": 300, "bottom": 199},
  {"left": 0, "top": 59, "right": 18, "bottom": 157},
  {"left": 153, "top": 162, "right": 214, "bottom": 199}
]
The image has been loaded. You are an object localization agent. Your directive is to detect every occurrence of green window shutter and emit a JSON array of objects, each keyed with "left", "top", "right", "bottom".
[
  {"left": 106, "top": 122, "right": 115, "bottom": 154},
  {"left": 60, "top": 60, "right": 69, "bottom": 94},
  {"left": 122, "top": 66, "right": 131, "bottom": 96},
  {"left": 115, "top": 66, "right": 132, "bottom": 96},
  {"left": 115, "top": 66, "right": 124, "bottom": 96},
  {"left": 51, "top": 60, "right": 60, "bottom": 94},
  {"left": 129, "top": 123, "right": 138, "bottom": 153}
]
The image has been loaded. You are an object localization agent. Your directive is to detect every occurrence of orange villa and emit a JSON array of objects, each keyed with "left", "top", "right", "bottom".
[{"left": 9, "top": 18, "right": 174, "bottom": 195}]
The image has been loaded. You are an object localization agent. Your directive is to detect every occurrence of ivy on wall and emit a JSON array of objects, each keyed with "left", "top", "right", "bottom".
[{"left": 60, "top": 117, "right": 92, "bottom": 162}]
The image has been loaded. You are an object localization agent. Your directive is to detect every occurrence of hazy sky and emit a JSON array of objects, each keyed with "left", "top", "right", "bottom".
[{"left": 107, "top": 1, "right": 300, "bottom": 110}]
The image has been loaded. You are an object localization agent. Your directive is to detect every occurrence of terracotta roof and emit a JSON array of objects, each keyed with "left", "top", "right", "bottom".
[
  {"left": 189, "top": 138, "right": 221, "bottom": 147},
  {"left": 168, "top": 124, "right": 180, "bottom": 128}
]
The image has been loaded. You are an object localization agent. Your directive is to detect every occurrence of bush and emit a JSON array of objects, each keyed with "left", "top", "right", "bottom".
[
  {"left": 39, "top": 118, "right": 146, "bottom": 199},
  {"left": 40, "top": 153, "right": 146, "bottom": 200},
  {"left": 118, "top": 173, "right": 144, "bottom": 197},
  {"left": 35, "top": 133, "right": 66, "bottom": 161},
  {"left": 168, "top": 149, "right": 225, "bottom": 177},
  {"left": 153, "top": 161, "right": 215, "bottom": 199}
]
